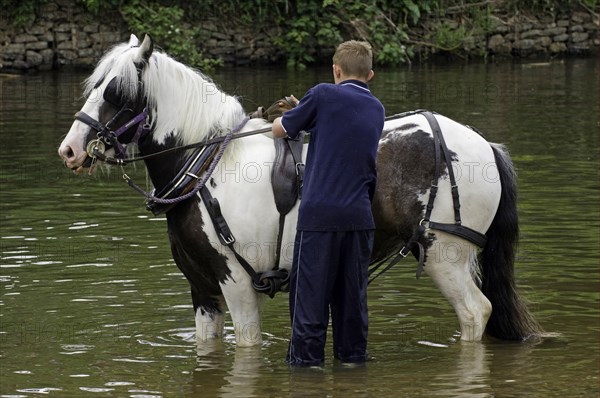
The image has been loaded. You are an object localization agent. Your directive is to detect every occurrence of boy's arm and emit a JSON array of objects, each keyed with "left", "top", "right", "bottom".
[
  {"left": 272, "top": 117, "right": 287, "bottom": 138},
  {"left": 272, "top": 89, "right": 317, "bottom": 140}
]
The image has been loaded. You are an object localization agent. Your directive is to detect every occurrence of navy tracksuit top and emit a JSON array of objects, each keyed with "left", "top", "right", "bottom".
[{"left": 281, "top": 79, "right": 385, "bottom": 231}]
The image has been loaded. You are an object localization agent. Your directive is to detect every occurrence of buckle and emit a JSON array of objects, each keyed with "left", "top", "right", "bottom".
[
  {"left": 219, "top": 233, "right": 235, "bottom": 245},
  {"left": 398, "top": 246, "right": 410, "bottom": 258}
]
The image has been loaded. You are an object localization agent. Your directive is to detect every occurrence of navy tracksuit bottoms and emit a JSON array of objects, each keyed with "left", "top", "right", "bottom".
[{"left": 286, "top": 230, "right": 374, "bottom": 366}]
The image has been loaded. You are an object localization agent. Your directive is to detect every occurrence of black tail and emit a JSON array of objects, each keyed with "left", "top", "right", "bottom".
[{"left": 481, "top": 144, "right": 543, "bottom": 340}]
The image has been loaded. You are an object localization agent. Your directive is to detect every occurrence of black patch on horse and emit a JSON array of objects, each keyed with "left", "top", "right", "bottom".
[
  {"left": 167, "top": 199, "right": 231, "bottom": 315},
  {"left": 372, "top": 128, "right": 455, "bottom": 260}
]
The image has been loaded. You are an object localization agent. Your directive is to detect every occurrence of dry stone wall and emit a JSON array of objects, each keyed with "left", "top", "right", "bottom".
[
  {"left": 0, "top": 1, "right": 597, "bottom": 72},
  {"left": 485, "top": 11, "right": 598, "bottom": 56},
  {"left": 1, "top": 1, "right": 129, "bottom": 71}
]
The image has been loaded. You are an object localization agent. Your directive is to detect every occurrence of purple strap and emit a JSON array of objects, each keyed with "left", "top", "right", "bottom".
[
  {"left": 126, "top": 116, "right": 250, "bottom": 205},
  {"left": 114, "top": 108, "right": 148, "bottom": 138},
  {"left": 112, "top": 109, "right": 149, "bottom": 158}
]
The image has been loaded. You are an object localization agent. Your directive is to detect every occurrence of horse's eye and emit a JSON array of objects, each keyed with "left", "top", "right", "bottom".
[{"left": 103, "top": 77, "right": 126, "bottom": 108}]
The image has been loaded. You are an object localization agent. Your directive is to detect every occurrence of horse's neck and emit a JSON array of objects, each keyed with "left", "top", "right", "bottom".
[
  {"left": 141, "top": 111, "right": 248, "bottom": 194},
  {"left": 139, "top": 134, "right": 184, "bottom": 192},
  {"left": 148, "top": 61, "right": 246, "bottom": 146},
  {"left": 142, "top": 60, "right": 249, "bottom": 190}
]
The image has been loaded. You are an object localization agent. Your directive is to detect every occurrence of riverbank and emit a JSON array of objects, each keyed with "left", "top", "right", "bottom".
[{"left": 0, "top": 1, "right": 598, "bottom": 72}]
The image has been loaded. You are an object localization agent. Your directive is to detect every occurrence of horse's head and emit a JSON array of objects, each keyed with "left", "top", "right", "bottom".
[{"left": 58, "top": 34, "right": 154, "bottom": 173}]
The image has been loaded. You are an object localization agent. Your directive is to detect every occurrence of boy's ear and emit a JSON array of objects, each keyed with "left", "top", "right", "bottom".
[
  {"left": 366, "top": 70, "right": 375, "bottom": 82},
  {"left": 333, "top": 64, "right": 343, "bottom": 80}
]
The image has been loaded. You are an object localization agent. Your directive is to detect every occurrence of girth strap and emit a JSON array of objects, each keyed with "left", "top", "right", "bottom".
[{"left": 199, "top": 186, "right": 289, "bottom": 298}]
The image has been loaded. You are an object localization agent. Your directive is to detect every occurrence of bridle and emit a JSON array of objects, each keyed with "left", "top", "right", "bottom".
[
  {"left": 74, "top": 82, "right": 273, "bottom": 169},
  {"left": 74, "top": 74, "right": 151, "bottom": 170},
  {"left": 76, "top": 108, "right": 150, "bottom": 164}
]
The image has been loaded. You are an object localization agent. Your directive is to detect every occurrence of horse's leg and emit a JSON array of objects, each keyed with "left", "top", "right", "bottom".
[
  {"left": 424, "top": 232, "right": 491, "bottom": 341},
  {"left": 193, "top": 293, "right": 226, "bottom": 342},
  {"left": 219, "top": 262, "right": 263, "bottom": 347}
]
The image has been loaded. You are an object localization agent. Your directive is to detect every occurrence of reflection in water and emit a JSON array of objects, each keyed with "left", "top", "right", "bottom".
[
  {"left": 188, "top": 343, "right": 264, "bottom": 397},
  {"left": 288, "top": 362, "right": 371, "bottom": 398},
  {"left": 431, "top": 343, "right": 491, "bottom": 398}
]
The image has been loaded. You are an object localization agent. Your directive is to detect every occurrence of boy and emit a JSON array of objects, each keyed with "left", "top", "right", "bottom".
[{"left": 272, "top": 40, "right": 385, "bottom": 366}]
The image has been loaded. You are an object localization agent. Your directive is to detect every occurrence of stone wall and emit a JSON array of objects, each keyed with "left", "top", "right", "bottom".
[
  {"left": 198, "top": 20, "right": 284, "bottom": 66},
  {"left": 482, "top": 11, "right": 598, "bottom": 57},
  {"left": 0, "top": 1, "right": 597, "bottom": 72},
  {"left": 413, "top": 10, "right": 598, "bottom": 59},
  {"left": 0, "top": 1, "right": 129, "bottom": 71}
]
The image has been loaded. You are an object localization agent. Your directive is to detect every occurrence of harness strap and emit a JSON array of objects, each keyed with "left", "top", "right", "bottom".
[
  {"left": 146, "top": 144, "right": 218, "bottom": 215},
  {"left": 421, "top": 111, "right": 462, "bottom": 224},
  {"left": 420, "top": 111, "right": 486, "bottom": 246},
  {"left": 428, "top": 221, "right": 487, "bottom": 248},
  {"left": 427, "top": 113, "right": 461, "bottom": 224},
  {"left": 76, "top": 108, "right": 149, "bottom": 160},
  {"left": 75, "top": 111, "right": 109, "bottom": 134},
  {"left": 368, "top": 225, "right": 426, "bottom": 284},
  {"left": 199, "top": 186, "right": 289, "bottom": 298},
  {"left": 90, "top": 112, "right": 415, "bottom": 167},
  {"left": 368, "top": 110, "right": 488, "bottom": 283},
  {"left": 273, "top": 214, "right": 286, "bottom": 270}
]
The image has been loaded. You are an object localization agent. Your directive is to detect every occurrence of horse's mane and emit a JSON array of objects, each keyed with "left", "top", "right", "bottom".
[{"left": 83, "top": 42, "right": 246, "bottom": 146}]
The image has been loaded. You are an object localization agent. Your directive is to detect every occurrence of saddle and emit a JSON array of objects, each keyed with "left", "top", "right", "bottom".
[
  {"left": 250, "top": 96, "right": 304, "bottom": 215},
  {"left": 272, "top": 132, "right": 305, "bottom": 214}
]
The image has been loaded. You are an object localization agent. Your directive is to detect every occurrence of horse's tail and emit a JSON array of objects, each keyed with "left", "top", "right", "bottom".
[{"left": 481, "top": 143, "right": 543, "bottom": 340}]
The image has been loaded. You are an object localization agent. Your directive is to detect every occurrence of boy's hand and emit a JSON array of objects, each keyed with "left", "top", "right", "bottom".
[
  {"left": 288, "top": 95, "right": 299, "bottom": 106},
  {"left": 264, "top": 96, "right": 298, "bottom": 122}
]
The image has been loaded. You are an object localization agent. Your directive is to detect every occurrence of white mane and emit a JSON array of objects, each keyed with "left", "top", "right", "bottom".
[{"left": 83, "top": 42, "right": 246, "bottom": 146}]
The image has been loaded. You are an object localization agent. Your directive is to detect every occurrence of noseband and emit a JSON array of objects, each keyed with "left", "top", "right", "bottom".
[{"left": 75, "top": 107, "right": 150, "bottom": 165}]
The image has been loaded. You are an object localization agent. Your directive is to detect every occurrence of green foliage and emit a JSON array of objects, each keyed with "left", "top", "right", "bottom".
[
  {"left": 434, "top": 22, "right": 468, "bottom": 51},
  {"left": 0, "top": 0, "right": 42, "bottom": 26},
  {"left": 77, "top": 0, "right": 120, "bottom": 13},
  {"left": 274, "top": 0, "right": 423, "bottom": 68},
  {"left": 120, "top": 1, "right": 222, "bottom": 71}
]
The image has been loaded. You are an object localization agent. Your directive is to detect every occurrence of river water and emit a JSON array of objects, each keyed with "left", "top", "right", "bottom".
[{"left": 0, "top": 57, "right": 598, "bottom": 397}]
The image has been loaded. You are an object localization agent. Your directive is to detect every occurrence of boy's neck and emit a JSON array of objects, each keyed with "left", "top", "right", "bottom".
[
  {"left": 336, "top": 77, "right": 367, "bottom": 84},
  {"left": 336, "top": 74, "right": 367, "bottom": 84}
]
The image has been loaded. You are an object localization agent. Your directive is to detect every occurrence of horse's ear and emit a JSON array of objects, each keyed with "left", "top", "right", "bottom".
[
  {"left": 128, "top": 34, "right": 140, "bottom": 47},
  {"left": 139, "top": 34, "right": 154, "bottom": 63}
]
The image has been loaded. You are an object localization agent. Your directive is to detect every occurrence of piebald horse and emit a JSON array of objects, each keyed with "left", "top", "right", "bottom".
[{"left": 58, "top": 34, "right": 541, "bottom": 347}]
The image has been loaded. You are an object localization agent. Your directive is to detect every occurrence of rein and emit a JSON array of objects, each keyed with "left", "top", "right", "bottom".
[
  {"left": 86, "top": 113, "right": 411, "bottom": 167},
  {"left": 91, "top": 125, "right": 274, "bottom": 166}
]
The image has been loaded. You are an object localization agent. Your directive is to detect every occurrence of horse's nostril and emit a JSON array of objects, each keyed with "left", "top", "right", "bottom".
[
  {"left": 59, "top": 145, "right": 74, "bottom": 160},
  {"left": 59, "top": 145, "right": 77, "bottom": 163}
]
